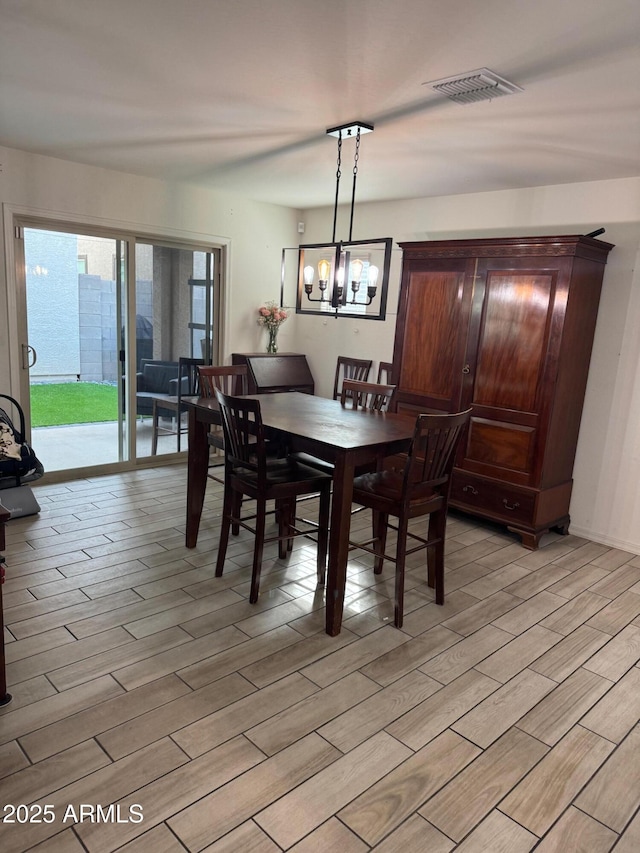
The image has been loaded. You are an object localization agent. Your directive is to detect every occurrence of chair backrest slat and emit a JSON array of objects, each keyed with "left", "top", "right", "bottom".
[
  {"left": 333, "top": 356, "right": 373, "bottom": 400},
  {"left": 214, "top": 389, "right": 266, "bottom": 481},
  {"left": 340, "top": 379, "right": 396, "bottom": 412},
  {"left": 377, "top": 361, "right": 393, "bottom": 385},
  {"left": 199, "top": 365, "right": 248, "bottom": 398},
  {"left": 403, "top": 409, "right": 472, "bottom": 497}
]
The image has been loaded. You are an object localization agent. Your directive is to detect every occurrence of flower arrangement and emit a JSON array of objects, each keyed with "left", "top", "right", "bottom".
[{"left": 257, "top": 301, "right": 288, "bottom": 353}]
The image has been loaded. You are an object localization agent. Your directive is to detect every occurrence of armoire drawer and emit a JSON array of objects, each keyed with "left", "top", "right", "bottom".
[{"left": 450, "top": 471, "right": 536, "bottom": 525}]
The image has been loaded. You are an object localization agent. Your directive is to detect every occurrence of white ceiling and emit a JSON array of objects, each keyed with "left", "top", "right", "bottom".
[{"left": 1, "top": 0, "right": 639, "bottom": 209}]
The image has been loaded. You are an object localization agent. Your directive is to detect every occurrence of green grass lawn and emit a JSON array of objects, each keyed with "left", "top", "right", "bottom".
[{"left": 30, "top": 383, "right": 118, "bottom": 427}]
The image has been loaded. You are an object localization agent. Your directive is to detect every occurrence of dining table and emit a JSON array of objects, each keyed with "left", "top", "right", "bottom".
[{"left": 185, "top": 392, "right": 415, "bottom": 636}]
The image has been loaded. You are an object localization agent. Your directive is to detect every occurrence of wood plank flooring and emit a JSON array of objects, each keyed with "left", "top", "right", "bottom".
[{"left": 1, "top": 464, "right": 640, "bottom": 851}]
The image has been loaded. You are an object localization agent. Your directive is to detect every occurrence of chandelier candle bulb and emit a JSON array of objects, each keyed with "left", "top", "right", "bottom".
[
  {"left": 318, "top": 259, "right": 331, "bottom": 283},
  {"left": 350, "top": 258, "right": 364, "bottom": 284}
]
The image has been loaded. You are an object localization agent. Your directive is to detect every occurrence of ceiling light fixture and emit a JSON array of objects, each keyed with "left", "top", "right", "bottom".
[{"left": 281, "top": 121, "right": 392, "bottom": 321}]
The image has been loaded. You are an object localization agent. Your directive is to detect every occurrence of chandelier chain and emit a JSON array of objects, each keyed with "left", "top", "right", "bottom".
[
  {"left": 348, "top": 128, "right": 361, "bottom": 241},
  {"left": 332, "top": 133, "right": 343, "bottom": 242},
  {"left": 353, "top": 129, "right": 360, "bottom": 178}
]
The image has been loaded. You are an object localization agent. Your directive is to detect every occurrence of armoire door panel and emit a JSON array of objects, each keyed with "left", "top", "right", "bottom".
[
  {"left": 399, "top": 270, "right": 467, "bottom": 401},
  {"left": 464, "top": 417, "right": 536, "bottom": 477},
  {"left": 473, "top": 271, "right": 554, "bottom": 412}
]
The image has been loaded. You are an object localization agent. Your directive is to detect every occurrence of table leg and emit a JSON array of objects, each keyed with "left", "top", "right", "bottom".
[
  {"left": 185, "top": 409, "right": 209, "bottom": 548},
  {"left": 325, "top": 453, "right": 356, "bottom": 636}
]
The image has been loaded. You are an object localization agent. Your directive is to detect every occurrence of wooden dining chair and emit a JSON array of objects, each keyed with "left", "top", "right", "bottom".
[
  {"left": 198, "top": 364, "right": 249, "bottom": 486},
  {"left": 332, "top": 356, "right": 373, "bottom": 400},
  {"left": 341, "top": 378, "right": 396, "bottom": 412},
  {"left": 349, "top": 408, "right": 472, "bottom": 627},
  {"left": 214, "top": 390, "right": 332, "bottom": 602},
  {"left": 199, "top": 364, "right": 248, "bottom": 398},
  {"left": 377, "top": 361, "right": 393, "bottom": 384},
  {"left": 151, "top": 357, "right": 204, "bottom": 454}
]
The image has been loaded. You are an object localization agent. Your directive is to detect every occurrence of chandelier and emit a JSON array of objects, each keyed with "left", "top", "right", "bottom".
[{"left": 281, "top": 121, "right": 392, "bottom": 320}]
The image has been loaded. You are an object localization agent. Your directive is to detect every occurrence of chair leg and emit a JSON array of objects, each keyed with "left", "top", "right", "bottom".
[
  {"left": 316, "top": 484, "right": 331, "bottom": 586},
  {"left": 277, "top": 499, "right": 290, "bottom": 559},
  {"left": 215, "top": 485, "right": 234, "bottom": 578},
  {"left": 231, "top": 491, "right": 242, "bottom": 536},
  {"left": 250, "top": 497, "right": 267, "bottom": 604},
  {"left": 394, "top": 515, "right": 409, "bottom": 628},
  {"left": 372, "top": 511, "right": 388, "bottom": 574},
  {"left": 286, "top": 498, "right": 295, "bottom": 554},
  {"left": 427, "top": 510, "right": 446, "bottom": 605}
]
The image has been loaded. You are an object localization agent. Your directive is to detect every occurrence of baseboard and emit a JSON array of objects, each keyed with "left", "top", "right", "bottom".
[{"left": 568, "top": 524, "right": 640, "bottom": 556}]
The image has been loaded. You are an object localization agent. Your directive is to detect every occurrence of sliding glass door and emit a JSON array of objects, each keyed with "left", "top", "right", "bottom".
[
  {"left": 133, "top": 241, "right": 219, "bottom": 459},
  {"left": 17, "top": 226, "right": 128, "bottom": 473},
  {"left": 14, "top": 222, "right": 221, "bottom": 473}
]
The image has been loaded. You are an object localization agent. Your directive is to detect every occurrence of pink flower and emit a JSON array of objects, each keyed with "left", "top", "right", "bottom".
[{"left": 257, "top": 302, "right": 288, "bottom": 329}]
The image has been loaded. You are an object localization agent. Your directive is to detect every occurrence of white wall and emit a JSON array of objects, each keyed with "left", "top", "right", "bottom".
[
  {"left": 0, "top": 145, "right": 300, "bottom": 387},
  {"left": 290, "top": 177, "right": 640, "bottom": 552}
]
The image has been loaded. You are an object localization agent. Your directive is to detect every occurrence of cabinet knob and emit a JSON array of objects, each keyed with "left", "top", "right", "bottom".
[{"left": 462, "top": 364, "right": 470, "bottom": 374}]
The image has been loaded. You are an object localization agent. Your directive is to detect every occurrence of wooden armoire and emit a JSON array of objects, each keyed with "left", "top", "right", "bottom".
[{"left": 391, "top": 234, "right": 614, "bottom": 549}]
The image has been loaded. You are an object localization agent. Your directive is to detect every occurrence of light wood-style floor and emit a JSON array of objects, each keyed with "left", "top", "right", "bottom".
[{"left": 2, "top": 464, "right": 640, "bottom": 852}]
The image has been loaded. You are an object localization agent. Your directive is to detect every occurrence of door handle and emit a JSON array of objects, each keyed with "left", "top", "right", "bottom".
[
  {"left": 22, "top": 344, "right": 37, "bottom": 369},
  {"left": 462, "top": 364, "right": 470, "bottom": 374}
]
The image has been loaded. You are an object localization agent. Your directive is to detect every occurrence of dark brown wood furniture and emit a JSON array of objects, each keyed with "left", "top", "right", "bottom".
[
  {"left": 290, "top": 379, "right": 397, "bottom": 477},
  {"left": 214, "top": 391, "right": 332, "bottom": 603},
  {"left": 377, "top": 361, "right": 393, "bottom": 384},
  {"left": 341, "top": 379, "right": 396, "bottom": 412},
  {"left": 350, "top": 408, "right": 471, "bottom": 627},
  {"left": 392, "top": 234, "right": 614, "bottom": 548},
  {"left": 198, "top": 364, "right": 249, "bottom": 490},
  {"left": 332, "top": 356, "right": 373, "bottom": 399},
  {"left": 231, "top": 353, "right": 315, "bottom": 395},
  {"left": 0, "top": 504, "right": 12, "bottom": 706},
  {"left": 185, "top": 393, "right": 415, "bottom": 634},
  {"left": 199, "top": 365, "right": 249, "bottom": 398}
]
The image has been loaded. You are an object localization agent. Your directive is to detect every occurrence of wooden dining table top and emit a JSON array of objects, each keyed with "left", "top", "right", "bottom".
[{"left": 187, "top": 391, "right": 415, "bottom": 448}]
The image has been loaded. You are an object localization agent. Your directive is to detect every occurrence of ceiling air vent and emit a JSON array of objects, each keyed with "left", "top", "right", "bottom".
[{"left": 425, "top": 68, "right": 523, "bottom": 104}]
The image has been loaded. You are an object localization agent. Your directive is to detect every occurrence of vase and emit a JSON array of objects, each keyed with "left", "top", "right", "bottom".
[{"left": 267, "top": 327, "right": 278, "bottom": 354}]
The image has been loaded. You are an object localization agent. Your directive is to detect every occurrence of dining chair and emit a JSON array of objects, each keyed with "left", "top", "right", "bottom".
[
  {"left": 377, "top": 361, "right": 393, "bottom": 385},
  {"left": 341, "top": 378, "right": 396, "bottom": 412},
  {"left": 214, "top": 390, "right": 332, "bottom": 603},
  {"left": 198, "top": 364, "right": 249, "bottom": 486},
  {"left": 199, "top": 364, "right": 248, "bottom": 398},
  {"left": 332, "top": 356, "right": 373, "bottom": 400},
  {"left": 349, "top": 408, "right": 472, "bottom": 627},
  {"left": 151, "top": 357, "right": 204, "bottom": 454}
]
